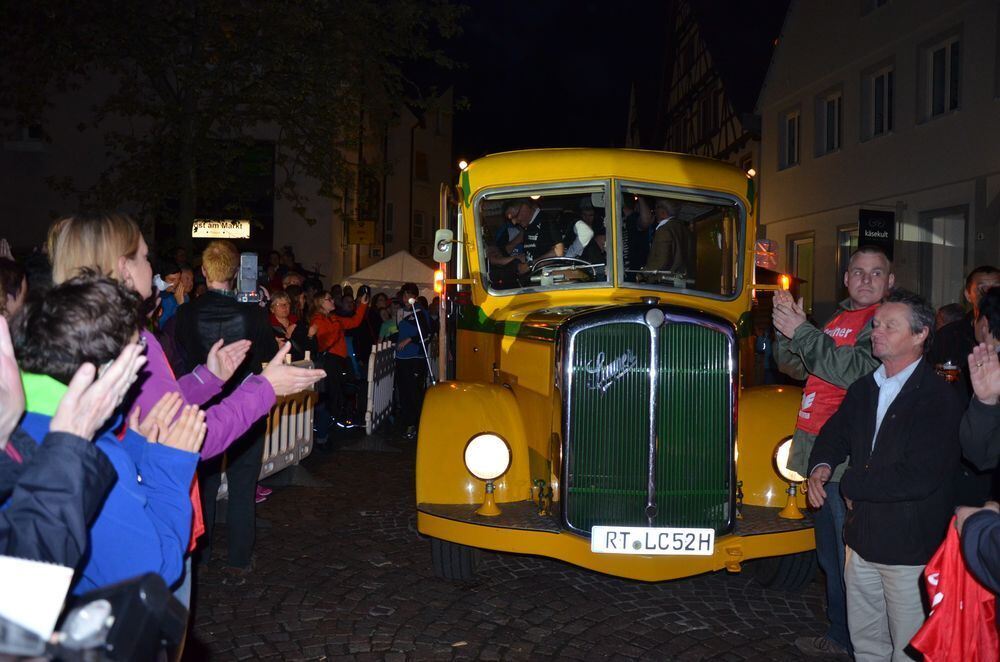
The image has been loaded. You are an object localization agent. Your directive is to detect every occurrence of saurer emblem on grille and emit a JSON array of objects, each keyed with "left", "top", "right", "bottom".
[{"left": 583, "top": 350, "right": 639, "bottom": 394}]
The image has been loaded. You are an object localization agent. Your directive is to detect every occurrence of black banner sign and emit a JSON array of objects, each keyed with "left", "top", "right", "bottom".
[{"left": 858, "top": 209, "right": 895, "bottom": 260}]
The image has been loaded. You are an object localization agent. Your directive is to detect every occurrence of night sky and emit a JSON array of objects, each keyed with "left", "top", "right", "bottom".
[{"left": 448, "top": 0, "right": 669, "bottom": 160}]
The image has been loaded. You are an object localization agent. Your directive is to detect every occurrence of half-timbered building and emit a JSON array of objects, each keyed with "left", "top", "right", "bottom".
[{"left": 627, "top": 0, "right": 789, "bottom": 177}]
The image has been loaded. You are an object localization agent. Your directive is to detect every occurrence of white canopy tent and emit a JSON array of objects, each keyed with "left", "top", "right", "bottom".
[{"left": 342, "top": 250, "right": 436, "bottom": 301}]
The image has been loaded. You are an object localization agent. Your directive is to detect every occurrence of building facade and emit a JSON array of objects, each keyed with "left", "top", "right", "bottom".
[{"left": 758, "top": 0, "right": 1000, "bottom": 321}]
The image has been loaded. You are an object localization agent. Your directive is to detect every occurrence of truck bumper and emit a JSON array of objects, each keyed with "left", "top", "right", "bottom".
[{"left": 417, "top": 502, "right": 814, "bottom": 582}]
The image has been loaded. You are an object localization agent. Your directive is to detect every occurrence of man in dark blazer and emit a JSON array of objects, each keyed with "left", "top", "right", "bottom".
[{"left": 807, "top": 289, "right": 964, "bottom": 662}]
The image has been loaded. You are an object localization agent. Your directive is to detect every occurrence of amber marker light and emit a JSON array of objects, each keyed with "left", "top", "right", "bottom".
[
  {"left": 464, "top": 433, "right": 512, "bottom": 517},
  {"left": 434, "top": 269, "right": 444, "bottom": 295},
  {"left": 774, "top": 437, "right": 806, "bottom": 520}
]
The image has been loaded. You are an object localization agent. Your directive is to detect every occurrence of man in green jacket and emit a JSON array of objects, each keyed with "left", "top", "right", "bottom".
[{"left": 774, "top": 246, "right": 893, "bottom": 657}]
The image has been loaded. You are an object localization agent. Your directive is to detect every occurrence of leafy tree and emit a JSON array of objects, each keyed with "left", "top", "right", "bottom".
[{"left": 0, "top": 0, "right": 461, "bottom": 243}]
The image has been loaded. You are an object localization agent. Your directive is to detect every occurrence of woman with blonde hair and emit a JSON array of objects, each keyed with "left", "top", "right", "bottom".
[{"left": 47, "top": 214, "right": 326, "bottom": 594}]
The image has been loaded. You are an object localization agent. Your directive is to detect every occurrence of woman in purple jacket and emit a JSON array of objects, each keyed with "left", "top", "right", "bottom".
[{"left": 47, "top": 214, "right": 326, "bottom": 597}]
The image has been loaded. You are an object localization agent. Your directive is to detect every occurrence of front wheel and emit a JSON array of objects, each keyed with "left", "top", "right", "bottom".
[
  {"left": 748, "top": 551, "right": 817, "bottom": 592},
  {"left": 431, "top": 538, "right": 480, "bottom": 581}
]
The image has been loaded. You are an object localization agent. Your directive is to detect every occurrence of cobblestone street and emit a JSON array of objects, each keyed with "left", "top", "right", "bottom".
[{"left": 185, "top": 434, "right": 835, "bottom": 661}]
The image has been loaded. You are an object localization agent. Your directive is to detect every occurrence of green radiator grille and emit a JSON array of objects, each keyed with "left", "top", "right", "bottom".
[{"left": 564, "top": 313, "right": 733, "bottom": 534}]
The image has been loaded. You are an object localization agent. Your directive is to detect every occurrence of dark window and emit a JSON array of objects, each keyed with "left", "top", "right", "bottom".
[
  {"left": 415, "top": 151, "right": 429, "bottom": 182},
  {"left": 413, "top": 210, "right": 425, "bottom": 240}
]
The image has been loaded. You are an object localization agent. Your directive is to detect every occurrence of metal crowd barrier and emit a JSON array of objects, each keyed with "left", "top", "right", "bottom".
[
  {"left": 257, "top": 356, "right": 318, "bottom": 480},
  {"left": 259, "top": 387, "right": 318, "bottom": 480},
  {"left": 364, "top": 339, "right": 438, "bottom": 435}
]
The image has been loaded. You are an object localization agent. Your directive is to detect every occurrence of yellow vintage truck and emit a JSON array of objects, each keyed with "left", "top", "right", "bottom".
[{"left": 417, "top": 148, "right": 813, "bottom": 587}]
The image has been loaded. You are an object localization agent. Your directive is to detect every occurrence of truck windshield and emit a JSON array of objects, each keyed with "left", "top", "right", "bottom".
[
  {"left": 619, "top": 184, "right": 742, "bottom": 298},
  {"left": 475, "top": 183, "right": 743, "bottom": 297},
  {"left": 476, "top": 186, "right": 612, "bottom": 292}
]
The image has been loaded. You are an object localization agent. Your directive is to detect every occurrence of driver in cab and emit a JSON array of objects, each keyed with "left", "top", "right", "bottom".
[{"left": 504, "top": 198, "right": 564, "bottom": 266}]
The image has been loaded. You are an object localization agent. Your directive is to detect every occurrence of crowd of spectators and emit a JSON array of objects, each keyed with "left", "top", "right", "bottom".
[
  {"left": 8, "top": 210, "right": 998, "bottom": 659},
  {"left": 776, "top": 249, "right": 1000, "bottom": 660},
  {"left": 0, "top": 220, "right": 436, "bottom": 652}
]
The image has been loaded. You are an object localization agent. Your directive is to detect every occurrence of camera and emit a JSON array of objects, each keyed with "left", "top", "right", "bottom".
[{"left": 236, "top": 252, "right": 260, "bottom": 304}]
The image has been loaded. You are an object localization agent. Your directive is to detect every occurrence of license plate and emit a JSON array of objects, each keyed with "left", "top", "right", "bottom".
[{"left": 591, "top": 526, "right": 715, "bottom": 556}]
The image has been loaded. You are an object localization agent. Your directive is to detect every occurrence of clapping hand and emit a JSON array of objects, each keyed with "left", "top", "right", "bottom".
[
  {"left": 128, "top": 392, "right": 205, "bottom": 453},
  {"left": 206, "top": 338, "right": 252, "bottom": 382},
  {"left": 261, "top": 342, "right": 327, "bottom": 396},
  {"left": 968, "top": 343, "right": 1000, "bottom": 405},
  {"left": 159, "top": 405, "right": 206, "bottom": 453},
  {"left": 129, "top": 392, "right": 183, "bottom": 442},
  {"left": 50, "top": 342, "right": 147, "bottom": 441},
  {"left": 0, "top": 317, "right": 25, "bottom": 450}
]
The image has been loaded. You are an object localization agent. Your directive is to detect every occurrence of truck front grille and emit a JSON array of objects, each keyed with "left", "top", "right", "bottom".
[{"left": 562, "top": 308, "right": 735, "bottom": 535}]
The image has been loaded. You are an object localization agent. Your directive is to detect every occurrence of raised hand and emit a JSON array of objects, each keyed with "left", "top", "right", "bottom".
[
  {"left": 50, "top": 341, "right": 147, "bottom": 442},
  {"left": 261, "top": 342, "right": 327, "bottom": 396},
  {"left": 968, "top": 343, "right": 1000, "bottom": 405},
  {"left": 773, "top": 294, "right": 808, "bottom": 338},
  {"left": 0, "top": 238, "right": 12, "bottom": 260},
  {"left": 158, "top": 404, "right": 206, "bottom": 454},
  {"left": 206, "top": 338, "right": 252, "bottom": 382},
  {"left": 0, "top": 317, "right": 25, "bottom": 449}
]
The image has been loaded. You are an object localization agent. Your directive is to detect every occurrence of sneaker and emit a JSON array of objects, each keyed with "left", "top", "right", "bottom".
[
  {"left": 794, "top": 636, "right": 848, "bottom": 657},
  {"left": 255, "top": 485, "right": 270, "bottom": 504}
]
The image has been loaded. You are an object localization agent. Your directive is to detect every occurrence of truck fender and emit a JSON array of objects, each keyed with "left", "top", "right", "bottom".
[
  {"left": 737, "top": 384, "right": 806, "bottom": 508},
  {"left": 416, "top": 381, "right": 531, "bottom": 505}
]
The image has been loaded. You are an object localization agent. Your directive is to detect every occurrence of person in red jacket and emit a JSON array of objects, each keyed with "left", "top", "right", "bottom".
[{"left": 311, "top": 289, "right": 368, "bottom": 423}]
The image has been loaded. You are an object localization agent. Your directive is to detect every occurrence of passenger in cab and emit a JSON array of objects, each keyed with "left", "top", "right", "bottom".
[
  {"left": 494, "top": 208, "right": 524, "bottom": 259},
  {"left": 643, "top": 199, "right": 693, "bottom": 283},
  {"left": 484, "top": 223, "right": 526, "bottom": 290},
  {"left": 505, "top": 198, "right": 564, "bottom": 264},
  {"left": 564, "top": 197, "right": 606, "bottom": 264},
  {"left": 621, "top": 194, "right": 653, "bottom": 281}
]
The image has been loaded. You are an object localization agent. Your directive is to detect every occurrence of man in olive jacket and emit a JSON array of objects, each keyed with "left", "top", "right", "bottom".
[
  {"left": 774, "top": 246, "right": 891, "bottom": 657},
  {"left": 808, "top": 289, "right": 964, "bottom": 662}
]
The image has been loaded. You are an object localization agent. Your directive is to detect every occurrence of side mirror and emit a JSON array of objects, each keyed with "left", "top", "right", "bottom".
[{"left": 433, "top": 228, "right": 455, "bottom": 262}]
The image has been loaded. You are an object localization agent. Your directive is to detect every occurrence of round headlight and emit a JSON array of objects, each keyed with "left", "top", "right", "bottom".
[
  {"left": 774, "top": 437, "right": 805, "bottom": 483},
  {"left": 464, "top": 433, "right": 512, "bottom": 481}
]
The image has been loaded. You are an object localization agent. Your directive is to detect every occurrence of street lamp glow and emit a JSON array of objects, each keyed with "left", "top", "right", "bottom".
[{"left": 458, "top": 159, "right": 468, "bottom": 170}]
